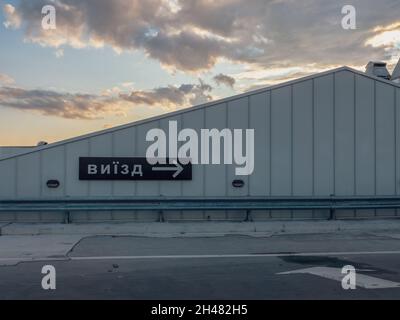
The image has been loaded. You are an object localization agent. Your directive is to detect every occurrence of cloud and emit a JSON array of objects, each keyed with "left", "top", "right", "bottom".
[
  {"left": 0, "top": 80, "right": 214, "bottom": 119},
  {"left": 121, "top": 82, "right": 135, "bottom": 88},
  {"left": 120, "top": 80, "right": 213, "bottom": 111},
  {"left": 0, "top": 86, "right": 129, "bottom": 119},
  {"left": 213, "top": 73, "right": 235, "bottom": 88},
  {"left": 55, "top": 49, "right": 64, "bottom": 58},
  {"left": 3, "top": 4, "right": 21, "bottom": 29},
  {"left": 365, "top": 22, "right": 400, "bottom": 67},
  {"left": 3, "top": 0, "right": 400, "bottom": 77},
  {"left": 2, "top": 0, "right": 264, "bottom": 71},
  {"left": 0, "top": 73, "right": 15, "bottom": 85}
]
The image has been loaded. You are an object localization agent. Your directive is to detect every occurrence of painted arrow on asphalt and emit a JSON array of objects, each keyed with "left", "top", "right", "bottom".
[
  {"left": 277, "top": 267, "right": 400, "bottom": 289},
  {"left": 152, "top": 160, "right": 184, "bottom": 178}
]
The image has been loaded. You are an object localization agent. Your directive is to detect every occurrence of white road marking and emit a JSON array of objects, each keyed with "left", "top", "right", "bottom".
[
  {"left": 69, "top": 250, "right": 400, "bottom": 260},
  {"left": 1, "top": 249, "right": 400, "bottom": 264},
  {"left": 278, "top": 267, "right": 400, "bottom": 289},
  {"left": 2, "top": 249, "right": 400, "bottom": 263}
]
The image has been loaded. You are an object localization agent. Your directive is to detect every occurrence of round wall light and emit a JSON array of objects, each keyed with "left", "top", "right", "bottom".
[
  {"left": 232, "top": 179, "right": 245, "bottom": 188},
  {"left": 46, "top": 180, "right": 60, "bottom": 189}
]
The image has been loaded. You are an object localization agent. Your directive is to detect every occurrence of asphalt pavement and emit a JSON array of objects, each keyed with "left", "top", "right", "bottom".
[{"left": 1, "top": 232, "right": 400, "bottom": 299}]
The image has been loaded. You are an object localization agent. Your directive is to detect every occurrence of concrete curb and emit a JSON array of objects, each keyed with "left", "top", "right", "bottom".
[
  {"left": 2, "top": 219, "right": 400, "bottom": 237},
  {"left": 0, "top": 234, "right": 84, "bottom": 266}
]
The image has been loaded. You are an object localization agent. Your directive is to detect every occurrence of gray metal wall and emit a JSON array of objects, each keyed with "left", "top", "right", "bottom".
[
  {"left": 0, "top": 147, "right": 36, "bottom": 159},
  {"left": 1, "top": 69, "right": 400, "bottom": 222}
]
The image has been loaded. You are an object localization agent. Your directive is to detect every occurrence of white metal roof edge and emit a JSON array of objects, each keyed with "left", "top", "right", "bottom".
[
  {"left": 0, "top": 146, "right": 36, "bottom": 148},
  {"left": 1, "top": 66, "right": 399, "bottom": 162}
]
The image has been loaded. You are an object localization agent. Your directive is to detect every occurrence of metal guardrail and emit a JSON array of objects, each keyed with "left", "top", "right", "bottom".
[
  {"left": 1, "top": 196, "right": 400, "bottom": 212},
  {"left": 1, "top": 196, "right": 400, "bottom": 222}
]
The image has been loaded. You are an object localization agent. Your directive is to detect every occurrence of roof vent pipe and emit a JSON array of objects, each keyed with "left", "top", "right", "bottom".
[
  {"left": 392, "top": 58, "right": 400, "bottom": 83},
  {"left": 365, "top": 61, "right": 391, "bottom": 80}
]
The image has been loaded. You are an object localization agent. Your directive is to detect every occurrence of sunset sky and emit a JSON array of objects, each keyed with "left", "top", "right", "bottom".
[{"left": 0, "top": 0, "right": 399, "bottom": 146}]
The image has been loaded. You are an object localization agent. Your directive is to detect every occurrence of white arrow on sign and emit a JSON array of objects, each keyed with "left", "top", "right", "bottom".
[
  {"left": 277, "top": 267, "right": 400, "bottom": 289},
  {"left": 152, "top": 160, "right": 184, "bottom": 178}
]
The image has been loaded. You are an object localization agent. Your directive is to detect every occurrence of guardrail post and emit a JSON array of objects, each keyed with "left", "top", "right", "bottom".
[
  {"left": 158, "top": 210, "right": 165, "bottom": 222},
  {"left": 64, "top": 211, "right": 71, "bottom": 224},
  {"left": 329, "top": 195, "right": 336, "bottom": 220},
  {"left": 245, "top": 210, "right": 253, "bottom": 222},
  {"left": 329, "top": 208, "right": 335, "bottom": 220}
]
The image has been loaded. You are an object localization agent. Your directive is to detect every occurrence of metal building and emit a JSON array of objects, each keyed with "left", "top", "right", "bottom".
[{"left": 1, "top": 65, "right": 400, "bottom": 223}]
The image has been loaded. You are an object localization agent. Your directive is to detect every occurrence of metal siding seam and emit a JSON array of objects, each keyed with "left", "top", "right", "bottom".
[
  {"left": 13, "top": 158, "right": 17, "bottom": 220},
  {"left": 87, "top": 139, "right": 91, "bottom": 221},
  {"left": 157, "top": 120, "right": 161, "bottom": 197},
  {"left": 87, "top": 139, "right": 91, "bottom": 197},
  {"left": 290, "top": 85, "right": 294, "bottom": 219},
  {"left": 353, "top": 74, "right": 356, "bottom": 196},
  {"left": 248, "top": 96, "right": 252, "bottom": 197},
  {"left": 133, "top": 126, "right": 138, "bottom": 220},
  {"left": 39, "top": 152, "right": 43, "bottom": 198},
  {"left": 396, "top": 89, "right": 399, "bottom": 216},
  {"left": 133, "top": 126, "right": 137, "bottom": 197},
  {"left": 63, "top": 145, "right": 66, "bottom": 198},
  {"left": 269, "top": 90, "right": 272, "bottom": 196},
  {"left": 202, "top": 108, "right": 206, "bottom": 219},
  {"left": 333, "top": 73, "right": 336, "bottom": 196},
  {"left": 353, "top": 74, "right": 356, "bottom": 217},
  {"left": 39, "top": 152, "right": 43, "bottom": 221},
  {"left": 374, "top": 81, "right": 377, "bottom": 196},
  {"left": 312, "top": 79, "right": 315, "bottom": 218},
  {"left": 312, "top": 79, "right": 315, "bottom": 196},
  {"left": 61, "top": 146, "right": 66, "bottom": 224},
  {"left": 111, "top": 132, "right": 116, "bottom": 197},
  {"left": 374, "top": 81, "right": 377, "bottom": 216},
  {"left": 111, "top": 132, "right": 116, "bottom": 220},
  {"left": 15, "top": 157, "right": 18, "bottom": 198},
  {"left": 394, "top": 87, "right": 397, "bottom": 196},
  {"left": 180, "top": 114, "right": 184, "bottom": 197},
  {"left": 269, "top": 91, "right": 272, "bottom": 218},
  {"left": 265, "top": 92, "right": 269, "bottom": 198},
  {"left": 247, "top": 95, "right": 251, "bottom": 197},
  {"left": 225, "top": 102, "right": 228, "bottom": 219},
  {"left": 16, "top": 157, "right": 21, "bottom": 221},
  {"left": 179, "top": 114, "right": 183, "bottom": 219},
  {"left": 158, "top": 118, "right": 161, "bottom": 196}
]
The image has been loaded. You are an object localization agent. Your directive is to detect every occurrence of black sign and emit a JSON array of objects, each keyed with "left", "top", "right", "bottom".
[{"left": 79, "top": 157, "right": 192, "bottom": 181}]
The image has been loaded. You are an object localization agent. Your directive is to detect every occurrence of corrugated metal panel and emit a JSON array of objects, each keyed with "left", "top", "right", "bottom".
[
  {"left": 1, "top": 68, "right": 400, "bottom": 222},
  {"left": 227, "top": 97, "right": 248, "bottom": 220},
  {"left": 249, "top": 92, "right": 270, "bottom": 220},
  {"left": 112, "top": 126, "right": 137, "bottom": 220},
  {"left": 65, "top": 140, "right": 89, "bottom": 221},
  {"left": 314, "top": 74, "right": 334, "bottom": 196},
  {"left": 396, "top": 88, "right": 400, "bottom": 218},
  {"left": 354, "top": 75, "right": 375, "bottom": 218},
  {"left": 204, "top": 103, "right": 228, "bottom": 220},
  {"left": 270, "top": 86, "right": 292, "bottom": 219},
  {"left": 375, "top": 81, "right": 396, "bottom": 218},
  {"left": 160, "top": 115, "right": 183, "bottom": 221},
  {"left": 334, "top": 71, "right": 355, "bottom": 218},
  {"left": 181, "top": 108, "right": 206, "bottom": 220},
  {"left": 0, "top": 147, "right": 36, "bottom": 159},
  {"left": 292, "top": 80, "right": 313, "bottom": 219}
]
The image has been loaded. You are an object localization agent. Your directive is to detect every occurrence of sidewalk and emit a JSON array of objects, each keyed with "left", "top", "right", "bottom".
[
  {"left": 1, "top": 219, "right": 400, "bottom": 237},
  {"left": 0, "top": 234, "right": 83, "bottom": 266},
  {"left": 1, "top": 220, "right": 400, "bottom": 269}
]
